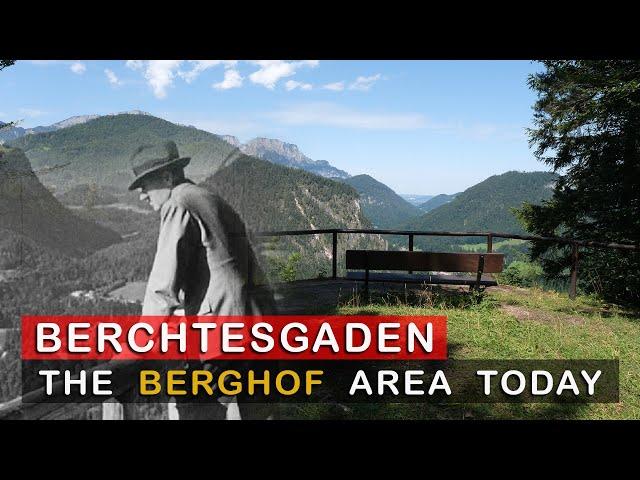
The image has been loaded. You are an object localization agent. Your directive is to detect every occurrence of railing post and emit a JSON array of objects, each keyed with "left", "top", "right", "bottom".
[
  {"left": 569, "top": 243, "right": 579, "bottom": 300},
  {"left": 487, "top": 234, "right": 493, "bottom": 253},
  {"left": 332, "top": 231, "right": 337, "bottom": 279},
  {"left": 408, "top": 234, "right": 414, "bottom": 274}
]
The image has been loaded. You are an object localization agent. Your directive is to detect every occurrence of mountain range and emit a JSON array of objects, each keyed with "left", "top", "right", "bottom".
[
  {"left": 405, "top": 170, "right": 558, "bottom": 250},
  {"left": 236, "top": 137, "right": 350, "bottom": 179},
  {"left": 203, "top": 156, "right": 385, "bottom": 277},
  {"left": 7, "top": 113, "right": 239, "bottom": 191},
  {"left": 3, "top": 112, "right": 351, "bottom": 188},
  {"left": 0, "top": 111, "right": 148, "bottom": 144},
  {"left": 3, "top": 112, "right": 559, "bottom": 259}
]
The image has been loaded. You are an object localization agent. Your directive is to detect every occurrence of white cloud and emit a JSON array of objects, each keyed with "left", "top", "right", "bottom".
[
  {"left": 126, "top": 60, "right": 242, "bottom": 98},
  {"left": 19, "top": 108, "right": 47, "bottom": 118},
  {"left": 266, "top": 102, "right": 427, "bottom": 130},
  {"left": 322, "top": 81, "right": 344, "bottom": 91},
  {"left": 285, "top": 80, "right": 312, "bottom": 91},
  {"left": 178, "top": 60, "right": 237, "bottom": 83},
  {"left": 139, "top": 60, "right": 183, "bottom": 99},
  {"left": 213, "top": 69, "right": 243, "bottom": 90},
  {"left": 248, "top": 60, "right": 319, "bottom": 89},
  {"left": 349, "top": 73, "right": 382, "bottom": 91},
  {"left": 123, "top": 59, "right": 325, "bottom": 96},
  {"left": 105, "top": 69, "right": 123, "bottom": 86},
  {"left": 70, "top": 62, "right": 86, "bottom": 75}
]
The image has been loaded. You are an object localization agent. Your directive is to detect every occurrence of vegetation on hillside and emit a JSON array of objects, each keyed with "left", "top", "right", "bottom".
[
  {"left": 0, "top": 147, "right": 121, "bottom": 256},
  {"left": 402, "top": 171, "right": 557, "bottom": 252},
  {"left": 204, "top": 156, "right": 386, "bottom": 279},
  {"left": 7, "top": 114, "right": 239, "bottom": 190},
  {"left": 341, "top": 174, "right": 422, "bottom": 228}
]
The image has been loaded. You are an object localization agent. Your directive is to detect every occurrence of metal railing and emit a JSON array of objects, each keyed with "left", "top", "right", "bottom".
[{"left": 253, "top": 228, "right": 639, "bottom": 299}]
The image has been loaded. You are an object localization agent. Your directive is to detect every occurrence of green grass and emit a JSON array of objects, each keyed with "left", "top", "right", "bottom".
[
  {"left": 293, "top": 285, "right": 640, "bottom": 420},
  {"left": 459, "top": 238, "right": 526, "bottom": 252}
]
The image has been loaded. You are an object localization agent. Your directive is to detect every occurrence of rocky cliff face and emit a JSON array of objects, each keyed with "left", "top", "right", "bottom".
[
  {"left": 240, "top": 137, "right": 351, "bottom": 179},
  {"left": 218, "top": 135, "right": 241, "bottom": 147}
]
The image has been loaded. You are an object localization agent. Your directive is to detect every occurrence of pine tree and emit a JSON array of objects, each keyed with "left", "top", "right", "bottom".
[{"left": 517, "top": 60, "right": 640, "bottom": 305}]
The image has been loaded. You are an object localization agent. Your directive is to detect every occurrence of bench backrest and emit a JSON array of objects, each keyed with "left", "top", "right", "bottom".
[{"left": 345, "top": 250, "right": 504, "bottom": 273}]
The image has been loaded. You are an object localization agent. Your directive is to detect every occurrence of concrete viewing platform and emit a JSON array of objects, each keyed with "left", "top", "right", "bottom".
[{"left": 270, "top": 277, "right": 478, "bottom": 314}]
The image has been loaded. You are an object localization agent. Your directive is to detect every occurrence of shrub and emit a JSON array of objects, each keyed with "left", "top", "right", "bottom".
[{"left": 498, "top": 260, "right": 544, "bottom": 287}]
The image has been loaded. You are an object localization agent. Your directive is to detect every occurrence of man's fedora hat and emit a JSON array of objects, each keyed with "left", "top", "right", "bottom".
[{"left": 128, "top": 141, "right": 191, "bottom": 191}]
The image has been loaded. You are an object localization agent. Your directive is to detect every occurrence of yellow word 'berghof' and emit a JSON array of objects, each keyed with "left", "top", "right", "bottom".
[{"left": 140, "top": 369, "right": 323, "bottom": 396}]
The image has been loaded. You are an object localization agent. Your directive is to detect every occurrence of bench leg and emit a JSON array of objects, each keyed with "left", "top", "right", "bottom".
[{"left": 473, "top": 255, "right": 485, "bottom": 292}]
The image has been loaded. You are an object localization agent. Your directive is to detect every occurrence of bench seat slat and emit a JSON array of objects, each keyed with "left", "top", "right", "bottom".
[
  {"left": 345, "top": 250, "right": 504, "bottom": 273},
  {"left": 345, "top": 271, "right": 498, "bottom": 286}
]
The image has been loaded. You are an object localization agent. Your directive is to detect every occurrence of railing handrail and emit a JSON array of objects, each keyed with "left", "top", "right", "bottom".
[{"left": 253, "top": 228, "right": 640, "bottom": 252}]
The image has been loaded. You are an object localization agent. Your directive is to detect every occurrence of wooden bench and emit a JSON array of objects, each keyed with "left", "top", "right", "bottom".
[{"left": 345, "top": 250, "right": 504, "bottom": 292}]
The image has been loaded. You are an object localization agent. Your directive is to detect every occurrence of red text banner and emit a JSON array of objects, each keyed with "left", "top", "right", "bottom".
[{"left": 21, "top": 315, "right": 447, "bottom": 361}]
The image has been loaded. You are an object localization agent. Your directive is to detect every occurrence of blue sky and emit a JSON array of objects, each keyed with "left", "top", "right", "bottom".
[{"left": 0, "top": 60, "right": 548, "bottom": 194}]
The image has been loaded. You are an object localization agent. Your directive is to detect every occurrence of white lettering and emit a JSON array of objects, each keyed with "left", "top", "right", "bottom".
[
  {"left": 222, "top": 323, "right": 245, "bottom": 353},
  {"left": 349, "top": 370, "right": 373, "bottom": 395},
  {"left": 36, "top": 323, "right": 61, "bottom": 353},
  {"left": 345, "top": 323, "right": 371, "bottom": 353},
  {"left": 407, "top": 322, "right": 432, "bottom": 353},
  {"left": 97, "top": 323, "right": 122, "bottom": 353},
  {"left": 378, "top": 323, "right": 400, "bottom": 353},
  {"left": 251, "top": 323, "right": 274, "bottom": 353},
  {"left": 281, "top": 323, "right": 308, "bottom": 353},
  {"left": 580, "top": 370, "right": 602, "bottom": 395},
  {"left": 312, "top": 323, "right": 339, "bottom": 353},
  {"left": 191, "top": 323, "right": 217, "bottom": 353},
  {"left": 477, "top": 370, "right": 498, "bottom": 395}
]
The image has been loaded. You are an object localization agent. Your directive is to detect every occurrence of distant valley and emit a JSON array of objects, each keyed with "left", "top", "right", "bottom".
[
  {"left": 418, "top": 193, "right": 459, "bottom": 213},
  {"left": 400, "top": 194, "right": 435, "bottom": 206},
  {"left": 340, "top": 174, "right": 422, "bottom": 229}
]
